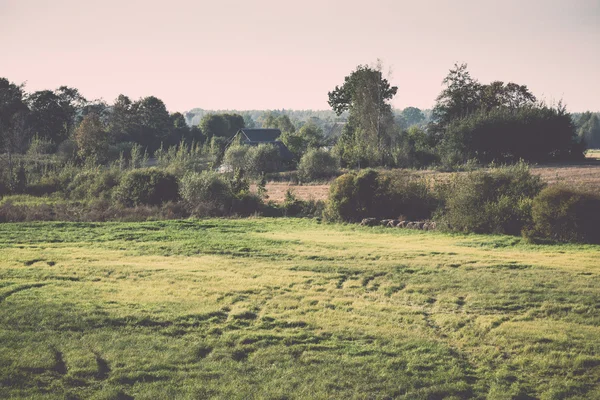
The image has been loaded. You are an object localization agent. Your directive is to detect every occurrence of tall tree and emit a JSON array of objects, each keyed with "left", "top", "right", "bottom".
[
  {"left": 432, "top": 63, "right": 482, "bottom": 127},
  {"left": 131, "top": 96, "right": 170, "bottom": 150},
  {"left": 74, "top": 113, "right": 109, "bottom": 161},
  {"left": 109, "top": 94, "right": 135, "bottom": 143},
  {"left": 0, "top": 78, "right": 30, "bottom": 188},
  {"left": 328, "top": 63, "right": 398, "bottom": 167}
]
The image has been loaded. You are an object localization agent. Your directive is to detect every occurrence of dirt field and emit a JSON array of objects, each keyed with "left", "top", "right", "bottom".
[{"left": 264, "top": 159, "right": 600, "bottom": 203}]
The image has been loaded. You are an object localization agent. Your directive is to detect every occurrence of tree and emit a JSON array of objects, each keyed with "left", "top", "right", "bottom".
[
  {"left": 432, "top": 63, "right": 482, "bottom": 127},
  {"left": 328, "top": 63, "right": 398, "bottom": 167},
  {"left": 26, "top": 86, "right": 87, "bottom": 145},
  {"left": 280, "top": 123, "right": 325, "bottom": 160},
  {"left": 432, "top": 64, "right": 537, "bottom": 129},
  {"left": 109, "top": 94, "right": 136, "bottom": 143},
  {"left": 166, "top": 112, "right": 191, "bottom": 146},
  {"left": 131, "top": 96, "right": 170, "bottom": 150},
  {"left": 74, "top": 113, "right": 109, "bottom": 161},
  {"left": 401, "top": 107, "right": 425, "bottom": 127},
  {"left": 262, "top": 112, "right": 296, "bottom": 133},
  {"left": 27, "top": 90, "right": 70, "bottom": 144},
  {"left": 0, "top": 78, "right": 30, "bottom": 189},
  {"left": 578, "top": 113, "right": 600, "bottom": 148}
]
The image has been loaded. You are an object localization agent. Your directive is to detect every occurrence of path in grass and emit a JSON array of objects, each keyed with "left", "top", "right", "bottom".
[{"left": 1, "top": 219, "right": 599, "bottom": 399}]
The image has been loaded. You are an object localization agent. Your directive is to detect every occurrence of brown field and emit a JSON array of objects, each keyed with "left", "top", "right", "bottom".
[{"left": 263, "top": 157, "right": 600, "bottom": 203}]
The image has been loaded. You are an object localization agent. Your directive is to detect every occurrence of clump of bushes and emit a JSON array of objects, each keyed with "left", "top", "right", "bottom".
[
  {"left": 524, "top": 186, "right": 600, "bottom": 244},
  {"left": 114, "top": 168, "right": 179, "bottom": 207},
  {"left": 441, "top": 162, "right": 545, "bottom": 235},
  {"left": 180, "top": 171, "right": 235, "bottom": 216},
  {"left": 325, "top": 169, "right": 438, "bottom": 222},
  {"left": 68, "top": 168, "right": 121, "bottom": 201},
  {"left": 180, "top": 170, "right": 264, "bottom": 216},
  {"left": 297, "top": 149, "right": 339, "bottom": 182},
  {"left": 222, "top": 144, "right": 285, "bottom": 177}
]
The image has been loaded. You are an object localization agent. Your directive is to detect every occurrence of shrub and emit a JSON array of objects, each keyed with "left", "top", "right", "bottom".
[
  {"left": 297, "top": 149, "right": 339, "bottom": 182},
  {"left": 526, "top": 186, "right": 600, "bottom": 244},
  {"left": 222, "top": 145, "right": 249, "bottom": 173},
  {"left": 68, "top": 168, "right": 122, "bottom": 201},
  {"left": 114, "top": 168, "right": 179, "bottom": 207},
  {"left": 440, "top": 106, "right": 584, "bottom": 164},
  {"left": 325, "top": 169, "right": 438, "bottom": 222},
  {"left": 245, "top": 144, "right": 283, "bottom": 177},
  {"left": 179, "top": 171, "right": 234, "bottom": 216},
  {"left": 441, "top": 162, "right": 545, "bottom": 234}
]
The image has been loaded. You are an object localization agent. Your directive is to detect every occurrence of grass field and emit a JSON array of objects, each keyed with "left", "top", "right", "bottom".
[{"left": 1, "top": 219, "right": 599, "bottom": 399}]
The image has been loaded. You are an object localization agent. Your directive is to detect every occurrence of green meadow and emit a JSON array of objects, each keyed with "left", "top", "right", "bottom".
[{"left": 1, "top": 219, "right": 599, "bottom": 399}]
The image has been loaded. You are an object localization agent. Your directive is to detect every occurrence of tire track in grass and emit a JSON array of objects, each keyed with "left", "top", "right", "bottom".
[{"left": 0, "top": 283, "right": 47, "bottom": 303}]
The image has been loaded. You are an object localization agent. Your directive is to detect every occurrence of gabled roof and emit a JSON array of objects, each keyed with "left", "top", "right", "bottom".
[{"left": 238, "top": 128, "right": 281, "bottom": 142}]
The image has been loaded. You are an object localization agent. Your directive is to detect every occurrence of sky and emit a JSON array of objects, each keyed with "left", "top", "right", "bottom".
[{"left": 1, "top": 0, "right": 599, "bottom": 113}]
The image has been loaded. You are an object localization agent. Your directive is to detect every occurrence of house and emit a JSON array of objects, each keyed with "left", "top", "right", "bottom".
[{"left": 227, "top": 128, "right": 295, "bottom": 162}]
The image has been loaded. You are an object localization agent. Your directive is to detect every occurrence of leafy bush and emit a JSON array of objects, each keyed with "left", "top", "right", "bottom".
[
  {"left": 68, "top": 168, "right": 122, "bottom": 200},
  {"left": 114, "top": 168, "right": 179, "bottom": 207},
  {"left": 245, "top": 144, "right": 283, "bottom": 177},
  {"left": 525, "top": 186, "right": 600, "bottom": 244},
  {"left": 441, "top": 162, "right": 545, "bottom": 234},
  {"left": 441, "top": 106, "right": 584, "bottom": 164},
  {"left": 222, "top": 145, "right": 250, "bottom": 172},
  {"left": 179, "top": 171, "right": 234, "bottom": 216},
  {"left": 297, "top": 149, "right": 339, "bottom": 182},
  {"left": 281, "top": 189, "right": 324, "bottom": 218},
  {"left": 325, "top": 169, "right": 438, "bottom": 222}
]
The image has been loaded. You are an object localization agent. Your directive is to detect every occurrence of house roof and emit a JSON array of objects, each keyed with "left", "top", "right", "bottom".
[{"left": 238, "top": 128, "right": 281, "bottom": 142}]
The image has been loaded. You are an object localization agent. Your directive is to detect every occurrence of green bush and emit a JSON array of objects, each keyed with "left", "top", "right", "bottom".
[
  {"left": 245, "top": 144, "right": 283, "bottom": 177},
  {"left": 325, "top": 169, "right": 438, "bottom": 222},
  {"left": 68, "top": 168, "right": 122, "bottom": 201},
  {"left": 441, "top": 162, "right": 545, "bottom": 234},
  {"left": 179, "top": 171, "right": 234, "bottom": 216},
  {"left": 297, "top": 149, "right": 339, "bottom": 182},
  {"left": 114, "top": 168, "right": 179, "bottom": 207},
  {"left": 526, "top": 186, "right": 600, "bottom": 244},
  {"left": 222, "top": 145, "right": 249, "bottom": 172}
]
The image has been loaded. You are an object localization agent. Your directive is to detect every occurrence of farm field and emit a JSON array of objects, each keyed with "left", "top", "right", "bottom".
[
  {"left": 265, "top": 161, "right": 600, "bottom": 203},
  {"left": 1, "top": 219, "right": 600, "bottom": 399}
]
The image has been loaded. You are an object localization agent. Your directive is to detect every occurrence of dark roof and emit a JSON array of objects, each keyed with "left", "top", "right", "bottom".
[{"left": 238, "top": 128, "right": 281, "bottom": 142}]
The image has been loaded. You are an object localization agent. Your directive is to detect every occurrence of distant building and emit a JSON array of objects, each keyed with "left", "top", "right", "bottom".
[{"left": 227, "top": 128, "right": 295, "bottom": 162}]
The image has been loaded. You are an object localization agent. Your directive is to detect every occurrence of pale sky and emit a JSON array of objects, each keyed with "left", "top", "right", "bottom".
[{"left": 1, "top": 0, "right": 599, "bottom": 113}]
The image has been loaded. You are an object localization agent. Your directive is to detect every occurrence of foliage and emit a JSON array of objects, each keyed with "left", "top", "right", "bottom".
[
  {"left": 245, "top": 144, "right": 283, "bottom": 177},
  {"left": 262, "top": 113, "right": 296, "bottom": 133},
  {"left": 432, "top": 63, "right": 536, "bottom": 128},
  {"left": 26, "top": 135, "right": 55, "bottom": 156},
  {"left": 179, "top": 171, "right": 235, "bottom": 216},
  {"left": 155, "top": 140, "right": 206, "bottom": 176},
  {"left": 439, "top": 105, "right": 584, "bottom": 164},
  {"left": 297, "top": 148, "right": 339, "bottom": 182},
  {"left": 400, "top": 107, "right": 425, "bottom": 127},
  {"left": 576, "top": 112, "right": 600, "bottom": 148},
  {"left": 74, "top": 113, "right": 109, "bottom": 161},
  {"left": 526, "top": 186, "right": 600, "bottom": 244},
  {"left": 329, "top": 63, "right": 398, "bottom": 167},
  {"left": 441, "top": 162, "right": 545, "bottom": 234},
  {"left": 114, "top": 168, "right": 179, "bottom": 207},
  {"left": 129, "top": 96, "right": 171, "bottom": 151},
  {"left": 222, "top": 144, "right": 250, "bottom": 172},
  {"left": 325, "top": 169, "right": 437, "bottom": 222},
  {"left": 67, "top": 168, "right": 121, "bottom": 201},
  {"left": 280, "top": 123, "right": 326, "bottom": 160},
  {"left": 199, "top": 113, "right": 245, "bottom": 139}
]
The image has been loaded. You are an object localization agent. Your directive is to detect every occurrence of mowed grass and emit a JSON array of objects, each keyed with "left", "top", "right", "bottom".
[{"left": 1, "top": 219, "right": 599, "bottom": 399}]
